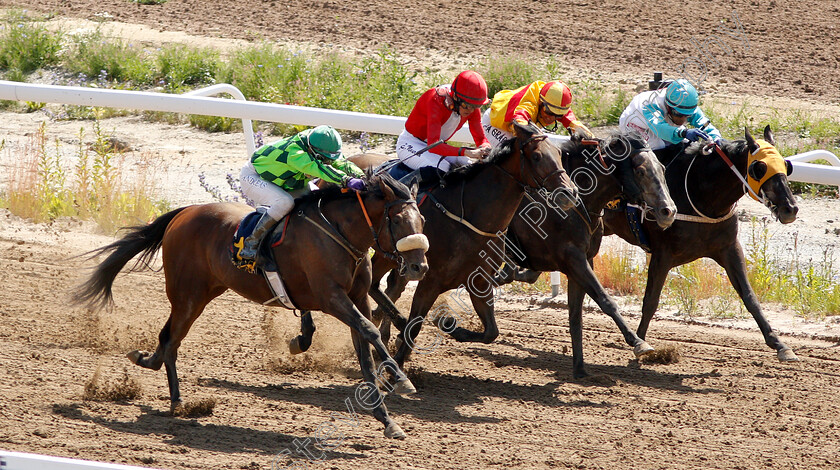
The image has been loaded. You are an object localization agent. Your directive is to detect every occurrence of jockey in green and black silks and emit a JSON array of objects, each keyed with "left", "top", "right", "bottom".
[{"left": 237, "top": 125, "right": 365, "bottom": 264}]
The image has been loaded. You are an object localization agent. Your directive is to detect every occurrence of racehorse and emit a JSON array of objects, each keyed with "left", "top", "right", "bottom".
[
  {"left": 73, "top": 174, "right": 429, "bottom": 438},
  {"left": 291, "top": 122, "right": 577, "bottom": 367},
  {"left": 602, "top": 126, "right": 800, "bottom": 362},
  {"left": 496, "top": 131, "right": 676, "bottom": 378}
]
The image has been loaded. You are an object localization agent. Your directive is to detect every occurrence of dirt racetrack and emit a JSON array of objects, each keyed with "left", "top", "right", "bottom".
[
  {"left": 2, "top": 212, "right": 840, "bottom": 470},
  {"left": 1, "top": 1, "right": 840, "bottom": 469}
]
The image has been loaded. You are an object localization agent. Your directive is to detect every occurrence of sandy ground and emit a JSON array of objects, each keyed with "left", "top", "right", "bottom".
[{"left": 1, "top": 2, "right": 840, "bottom": 469}]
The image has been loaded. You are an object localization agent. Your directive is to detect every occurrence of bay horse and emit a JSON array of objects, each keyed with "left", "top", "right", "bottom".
[
  {"left": 496, "top": 131, "right": 676, "bottom": 378},
  {"left": 602, "top": 126, "right": 800, "bottom": 362},
  {"left": 291, "top": 122, "right": 577, "bottom": 366},
  {"left": 73, "top": 174, "right": 429, "bottom": 439}
]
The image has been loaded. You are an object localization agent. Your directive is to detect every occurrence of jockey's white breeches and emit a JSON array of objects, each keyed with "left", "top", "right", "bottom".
[
  {"left": 396, "top": 130, "right": 471, "bottom": 173},
  {"left": 239, "top": 164, "right": 309, "bottom": 220}
]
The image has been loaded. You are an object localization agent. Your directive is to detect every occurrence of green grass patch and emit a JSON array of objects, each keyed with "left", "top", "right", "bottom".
[
  {"left": 0, "top": 11, "right": 62, "bottom": 80},
  {"left": 63, "top": 28, "right": 154, "bottom": 85}
]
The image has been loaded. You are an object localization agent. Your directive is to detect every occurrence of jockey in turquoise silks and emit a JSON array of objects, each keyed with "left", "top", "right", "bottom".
[
  {"left": 619, "top": 79, "right": 722, "bottom": 162},
  {"left": 237, "top": 125, "right": 365, "bottom": 264}
]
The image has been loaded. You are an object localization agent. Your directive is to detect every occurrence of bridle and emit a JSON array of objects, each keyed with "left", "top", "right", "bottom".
[
  {"left": 301, "top": 189, "right": 423, "bottom": 277},
  {"left": 356, "top": 190, "right": 423, "bottom": 276},
  {"left": 493, "top": 132, "right": 569, "bottom": 191}
]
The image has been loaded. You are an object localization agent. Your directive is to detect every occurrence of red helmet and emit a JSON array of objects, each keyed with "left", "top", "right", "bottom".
[{"left": 450, "top": 70, "right": 490, "bottom": 106}]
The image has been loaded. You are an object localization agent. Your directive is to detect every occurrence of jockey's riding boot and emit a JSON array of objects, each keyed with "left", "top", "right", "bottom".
[{"left": 239, "top": 212, "right": 278, "bottom": 262}]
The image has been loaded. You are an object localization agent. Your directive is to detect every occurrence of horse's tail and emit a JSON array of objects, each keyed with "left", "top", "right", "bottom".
[{"left": 72, "top": 207, "right": 189, "bottom": 311}]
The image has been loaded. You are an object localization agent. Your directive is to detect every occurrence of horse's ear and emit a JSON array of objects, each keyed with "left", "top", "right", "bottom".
[
  {"left": 569, "top": 128, "right": 583, "bottom": 143},
  {"left": 763, "top": 125, "right": 776, "bottom": 146},
  {"left": 512, "top": 120, "right": 535, "bottom": 138},
  {"left": 378, "top": 178, "right": 397, "bottom": 201},
  {"left": 748, "top": 160, "right": 767, "bottom": 182},
  {"left": 409, "top": 179, "right": 419, "bottom": 198},
  {"left": 745, "top": 127, "right": 759, "bottom": 153}
]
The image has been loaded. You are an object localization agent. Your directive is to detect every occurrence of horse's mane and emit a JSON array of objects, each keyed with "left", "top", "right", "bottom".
[
  {"left": 559, "top": 130, "right": 650, "bottom": 161},
  {"left": 682, "top": 139, "right": 748, "bottom": 161},
  {"left": 439, "top": 137, "right": 517, "bottom": 184},
  {"left": 294, "top": 172, "right": 412, "bottom": 206}
]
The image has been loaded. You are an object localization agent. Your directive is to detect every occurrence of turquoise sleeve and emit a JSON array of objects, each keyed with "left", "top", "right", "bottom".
[
  {"left": 642, "top": 102, "right": 685, "bottom": 145},
  {"left": 689, "top": 108, "right": 722, "bottom": 140}
]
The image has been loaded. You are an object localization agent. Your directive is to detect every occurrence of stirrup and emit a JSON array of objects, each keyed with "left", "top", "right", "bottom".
[{"left": 232, "top": 238, "right": 258, "bottom": 273}]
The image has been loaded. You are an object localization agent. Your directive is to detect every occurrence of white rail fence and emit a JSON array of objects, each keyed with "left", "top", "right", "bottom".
[
  {"left": 0, "top": 450, "right": 162, "bottom": 470},
  {"left": 0, "top": 80, "right": 838, "bottom": 468}
]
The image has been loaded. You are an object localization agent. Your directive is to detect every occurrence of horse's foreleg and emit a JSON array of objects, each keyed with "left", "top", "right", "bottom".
[
  {"left": 567, "top": 255, "right": 653, "bottom": 357},
  {"left": 714, "top": 246, "right": 798, "bottom": 362},
  {"left": 445, "top": 286, "right": 499, "bottom": 344},
  {"left": 348, "top": 330, "right": 405, "bottom": 439},
  {"left": 637, "top": 254, "right": 672, "bottom": 340},
  {"left": 567, "top": 278, "right": 589, "bottom": 378},
  {"left": 392, "top": 284, "right": 441, "bottom": 367},
  {"left": 374, "top": 268, "right": 410, "bottom": 346},
  {"left": 335, "top": 288, "right": 415, "bottom": 396},
  {"left": 289, "top": 311, "right": 315, "bottom": 355}
]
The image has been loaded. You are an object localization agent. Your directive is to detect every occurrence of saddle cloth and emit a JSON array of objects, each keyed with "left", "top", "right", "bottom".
[
  {"left": 605, "top": 198, "right": 651, "bottom": 253},
  {"left": 230, "top": 208, "right": 296, "bottom": 310}
]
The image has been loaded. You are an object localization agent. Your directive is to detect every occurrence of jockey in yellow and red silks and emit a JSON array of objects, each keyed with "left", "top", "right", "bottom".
[{"left": 481, "top": 80, "right": 594, "bottom": 148}]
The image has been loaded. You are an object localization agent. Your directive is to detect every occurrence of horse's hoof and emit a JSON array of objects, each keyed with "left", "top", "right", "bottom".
[
  {"left": 778, "top": 349, "right": 800, "bottom": 362},
  {"left": 634, "top": 341, "right": 655, "bottom": 357},
  {"left": 393, "top": 378, "right": 417, "bottom": 395},
  {"left": 384, "top": 423, "right": 407, "bottom": 439},
  {"left": 289, "top": 337, "right": 304, "bottom": 355},
  {"left": 126, "top": 350, "right": 145, "bottom": 365},
  {"left": 169, "top": 400, "right": 183, "bottom": 415}
]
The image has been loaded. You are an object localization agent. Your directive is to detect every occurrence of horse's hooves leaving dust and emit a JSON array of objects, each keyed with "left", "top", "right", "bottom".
[
  {"left": 640, "top": 344, "right": 682, "bottom": 365},
  {"left": 633, "top": 342, "right": 655, "bottom": 358},
  {"left": 126, "top": 350, "right": 146, "bottom": 365},
  {"left": 288, "top": 337, "right": 304, "bottom": 355},
  {"left": 576, "top": 374, "right": 618, "bottom": 387},
  {"left": 393, "top": 379, "right": 417, "bottom": 395},
  {"left": 778, "top": 349, "right": 800, "bottom": 362},
  {"left": 384, "top": 423, "right": 407, "bottom": 439}
]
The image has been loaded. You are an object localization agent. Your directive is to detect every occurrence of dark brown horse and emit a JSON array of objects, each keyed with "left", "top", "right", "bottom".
[
  {"left": 73, "top": 174, "right": 428, "bottom": 438},
  {"left": 602, "top": 126, "right": 800, "bottom": 362},
  {"left": 349, "top": 122, "right": 578, "bottom": 367},
  {"left": 496, "top": 131, "right": 676, "bottom": 377}
]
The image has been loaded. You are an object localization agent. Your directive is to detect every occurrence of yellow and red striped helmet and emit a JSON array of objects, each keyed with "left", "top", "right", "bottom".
[{"left": 539, "top": 81, "right": 573, "bottom": 116}]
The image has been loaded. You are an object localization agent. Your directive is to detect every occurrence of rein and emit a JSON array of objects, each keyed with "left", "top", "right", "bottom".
[
  {"left": 300, "top": 191, "right": 419, "bottom": 275},
  {"left": 677, "top": 143, "right": 754, "bottom": 223}
]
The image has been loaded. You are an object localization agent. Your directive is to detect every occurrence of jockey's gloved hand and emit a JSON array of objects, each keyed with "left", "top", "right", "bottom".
[
  {"left": 346, "top": 178, "right": 365, "bottom": 191},
  {"left": 682, "top": 128, "right": 710, "bottom": 142}
]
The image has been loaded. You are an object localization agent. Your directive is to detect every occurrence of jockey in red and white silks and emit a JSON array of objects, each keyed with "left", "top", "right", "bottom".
[{"left": 396, "top": 70, "right": 491, "bottom": 172}]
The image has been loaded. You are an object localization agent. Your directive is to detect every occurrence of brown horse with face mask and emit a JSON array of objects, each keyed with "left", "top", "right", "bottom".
[
  {"left": 602, "top": 126, "right": 800, "bottom": 362},
  {"left": 73, "top": 174, "right": 428, "bottom": 439}
]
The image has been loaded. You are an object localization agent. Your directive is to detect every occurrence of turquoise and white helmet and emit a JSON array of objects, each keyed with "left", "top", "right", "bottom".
[{"left": 664, "top": 79, "right": 699, "bottom": 116}]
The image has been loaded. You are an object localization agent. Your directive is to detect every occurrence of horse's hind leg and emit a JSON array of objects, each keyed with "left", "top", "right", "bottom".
[
  {"left": 128, "top": 297, "right": 212, "bottom": 410},
  {"left": 714, "top": 246, "right": 798, "bottom": 362},
  {"left": 289, "top": 311, "right": 315, "bottom": 355}
]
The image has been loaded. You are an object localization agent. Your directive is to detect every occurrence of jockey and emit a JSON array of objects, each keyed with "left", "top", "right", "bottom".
[
  {"left": 396, "top": 70, "right": 492, "bottom": 177},
  {"left": 482, "top": 80, "right": 593, "bottom": 147},
  {"left": 237, "top": 125, "right": 365, "bottom": 263},
  {"left": 619, "top": 78, "right": 722, "bottom": 161}
]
